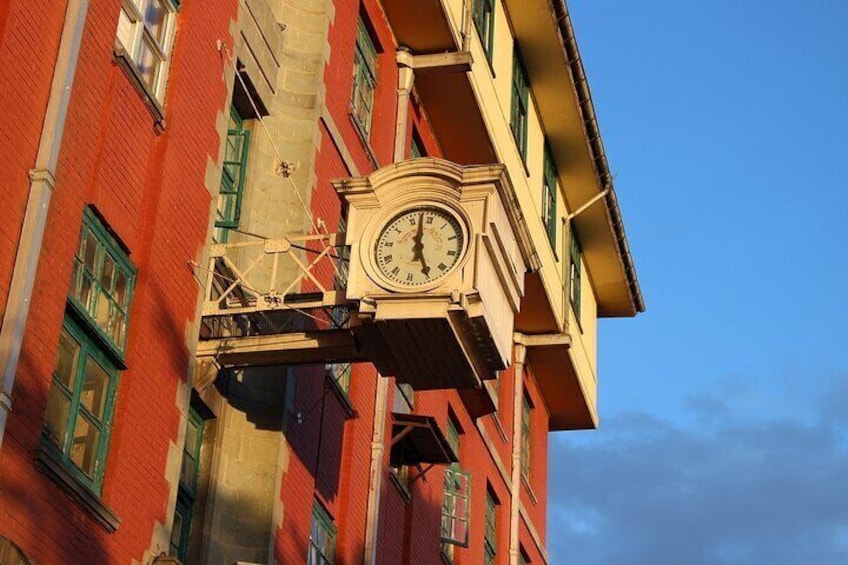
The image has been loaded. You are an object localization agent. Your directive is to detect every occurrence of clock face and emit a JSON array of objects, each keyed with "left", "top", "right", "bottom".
[{"left": 374, "top": 207, "right": 465, "bottom": 287}]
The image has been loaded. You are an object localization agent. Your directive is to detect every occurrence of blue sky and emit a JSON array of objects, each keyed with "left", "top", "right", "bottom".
[{"left": 550, "top": 1, "right": 848, "bottom": 563}]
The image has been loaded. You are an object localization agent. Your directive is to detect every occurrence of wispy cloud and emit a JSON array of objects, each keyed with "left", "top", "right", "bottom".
[{"left": 549, "top": 376, "right": 848, "bottom": 564}]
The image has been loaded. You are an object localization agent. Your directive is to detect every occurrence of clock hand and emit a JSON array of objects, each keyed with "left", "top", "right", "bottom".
[{"left": 412, "top": 213, "right": 430, "bottom": 276}]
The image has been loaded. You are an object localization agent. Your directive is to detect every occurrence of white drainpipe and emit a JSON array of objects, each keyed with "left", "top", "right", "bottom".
[
  {"left": 0, "top": 0, "right": 90, "bottom": 450},
  {"left": 508, "top": 342, "right": 527, "bottom": 565},
  {"left": 362, "top": 47, "right": 418, "bottom": 564}
]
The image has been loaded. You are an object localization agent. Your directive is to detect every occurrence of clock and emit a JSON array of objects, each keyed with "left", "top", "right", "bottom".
[{"left": 374, "top": 206, "right": 466, "bottom": 288}]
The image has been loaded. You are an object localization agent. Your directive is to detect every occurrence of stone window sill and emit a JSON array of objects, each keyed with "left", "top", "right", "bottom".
[{"left": 34, "top": 446, "right": 121, "bottom": 533}]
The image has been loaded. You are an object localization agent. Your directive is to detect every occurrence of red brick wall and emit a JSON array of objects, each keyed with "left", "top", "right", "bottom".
[
  {"left": 521, "top": 369, "right": 550, "bottom": 543},
  {"left": 0, "top": 0, "right": 236, "bottom": 562},
  {"left": 270, "top": 0, "right": 553, "bottom": 560},
  {"left": 0, "top": 0, "right": 65, "bottom": 323}
]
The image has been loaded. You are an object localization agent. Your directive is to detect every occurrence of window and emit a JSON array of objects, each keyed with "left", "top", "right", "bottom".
[
  {"left": 68, "top": 209, "right": 136, "bottom": 355},
  {"left": 472, "top": 0, "right": 495, "bottom": 64},
  {"left": 484, "top": 488, "right": 499, "bottom": 565},
  {"left": 351, "top": 19, "right": 378, "bottom": 137},
  {"left": 542, "top": 147, "right": 558, "bottom": 248},
  {"left": 326, "top": 357, "right": 352, "bottom": 394},
  {"left": 116, "top": 0, "right": 178, "bottom": 102},
  {"left": 326, "top": 214, "right": 352, "bottom": 393},
  {"left": 43, "top": 209, "right": 135, "bottom": 494},
  {"left": 308, "top": 502, "right": 337, "bottom": 565},
  {"left": 215, "top": 107, "right": 251, "bottom": 243},
  {"left": 441, "top": 467, "right": 471, "bottom": 556},
  {"left": 520, "top": 392, "right": 532, "bottom": 481},
  {"left": 441, "top": 416, "right": 470, "bottom": 561},
  {"left": 0, "top": 536, "right": 29, "bottom": 565},
  {"left": 569, "top": 229, "right": 582, "bottom": 318},
  {"left": 392, "top": 382, "right": 414, "bottom": 415},
  {"left": 389, "top": 381, "right": 415, "bottom": 492},
  {"left": 510, "top": 49, "right": 530, "bottom": 162},
  {"left": 170, "top": 409, "right": 204, "bottom": 561},
  {"left": 410, "top": 134, "right": 424, "bottom": 159}
]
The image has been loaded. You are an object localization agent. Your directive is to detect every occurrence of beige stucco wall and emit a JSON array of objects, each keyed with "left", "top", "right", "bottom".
[{"left": 440, "top": 0, "right": 600, "bottom": 389}]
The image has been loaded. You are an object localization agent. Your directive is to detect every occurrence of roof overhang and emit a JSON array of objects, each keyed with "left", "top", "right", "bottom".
[
  {"left": 503, "top": 0, "right": 644, "bottom": 317},
  {"left": 380, "top": 0, "right": 496, "bottom": 165}
]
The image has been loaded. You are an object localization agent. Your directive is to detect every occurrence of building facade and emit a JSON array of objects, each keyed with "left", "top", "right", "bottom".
[{"left": 0, "top": 0, "right": 643, "bottom": 564}]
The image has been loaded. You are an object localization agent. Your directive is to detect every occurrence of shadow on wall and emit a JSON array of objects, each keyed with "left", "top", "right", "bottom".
[
  {"left": 0, "top": 352, "right": 110, "bottom": 564},
  {"left": 215, "top": 362, "right": 347, "bottom": 501},
  {"left": 274, "top": 464, "right": 447, "bottom": 565}
]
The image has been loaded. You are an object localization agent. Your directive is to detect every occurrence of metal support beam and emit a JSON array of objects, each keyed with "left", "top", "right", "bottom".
[{"left": 197, "top": 329, "right": 366, "bottom": 368}]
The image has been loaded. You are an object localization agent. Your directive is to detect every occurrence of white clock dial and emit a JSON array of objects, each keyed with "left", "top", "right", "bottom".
[{"left": 375, "top": 207, "right": 465, "bottom": 287}]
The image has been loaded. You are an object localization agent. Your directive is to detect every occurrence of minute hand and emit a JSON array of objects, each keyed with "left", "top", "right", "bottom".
[{"left": 411, "top": 213, "right": 430, "bottom": 276}]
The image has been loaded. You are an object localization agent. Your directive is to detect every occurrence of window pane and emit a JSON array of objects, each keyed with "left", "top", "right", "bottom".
[
  {"left": 185, "top": 418, "right": 200, "bottom": 455},
  {"left": 80, "top": 357, "right": 111, "bottom": 420},
  {"left": 109, "top": 311, "right": 127, "bottom": 349},
  {"left": 144, "top": 0, "right": 169, "bottom": 46},
  {"left": 77, "top": 274, "right": 94, "bottom": 311},
  {"left": 225, "top": 135, "right": 244, "bottom": 163},
  {"left": 180, "top": 455, "right": 197, "bottom": 492},
  {"left": 170, "top": 506, "right": 184, "bottom": 552},
  {"left": 44, "top": 387, "right": 71, "bottom": 448},
  {"left": 70, "top": 414, "right": 101, "bottom": 477},
  {"left": 137, "top": 35, "right": 161, "bottom": 91},
  {"left": 222, "top": 162, "right": 242, "bottom": 190},
  {"left": 114, "top": 270, "right": 127, "bottom": 306},
  {"left": 83, "top": 230, "right": 98, "bottom": 272},
  {"left": 95, "top": 289, "right": 111, "bottom": 333},
  {"left": 55, "top": 330, "right": 80, "bottom": 389},
  {"left": 102, "top": 255, "right": 116, "bottom": 293}
]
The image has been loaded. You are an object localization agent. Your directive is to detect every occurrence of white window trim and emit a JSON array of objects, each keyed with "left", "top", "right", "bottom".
[{"left": 116, "top": 0, "right": 178, "bottom": 103}]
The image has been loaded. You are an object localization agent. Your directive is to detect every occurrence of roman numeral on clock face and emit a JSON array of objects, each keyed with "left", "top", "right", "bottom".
[{"left": 375, "top": 207, "right": 465, "bottom": 286}]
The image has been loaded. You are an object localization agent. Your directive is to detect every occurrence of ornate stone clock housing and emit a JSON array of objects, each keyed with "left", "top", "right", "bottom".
[{"left": 334, "top": 159, "right": 534, "bottom": 390}]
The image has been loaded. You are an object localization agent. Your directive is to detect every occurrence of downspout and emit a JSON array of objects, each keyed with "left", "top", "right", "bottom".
[
  {"left": 363, "top": 47, "right": 416, "bottom": 564},
  {"left": 508, "top": 342, "right": 527, "bottom": 565},
  {"left": 0, "top": 0, "right": 90, "bottom": 450},
  {"left": 362, "top": 372, "right": 390, "bottom": 564}
]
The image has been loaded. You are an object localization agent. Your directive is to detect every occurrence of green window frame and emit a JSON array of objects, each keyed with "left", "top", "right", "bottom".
[
  {"left": 521, "top": 393, "right": 531, "bottom": 481},
  {"left": 441, "top": 416, "right": 470, "bottom": 560},
  {"left": 484, "top": 488, "right": 498, "bottom": 565},
  {"left": 43, "top": 315, "right": 120, "bottom": 493},
  {"left": 308, "top": 502, "right": 337, "bottom": 565},
  {"left": 410, "top": 134, "right": 424, "bottom": 159},
  {"left": 43, "top": 209, "right": 135, "bottom": 493},
  {"left": 68, "top": 208, "right": 136, "bottom": 358},
  {"left": 351, "top": 19, "right": 378, "bottom": 137},
  {"left": 171, "top": 409, "right": 204, "bottom": 561},
  {"left": 542, "top": 146, "right": 558, "bottom": 248},
  {"left": 170, "top": 496, "right": 191, "bottom": 561},
  {"left": 215, "top": 107, "right": 251, "bottom": 243},
  {"left": 569, "top": 229, "right": 582, "bottom": 318},
  {"left": 472, "top": 0, "right": 495, "bottom": 64},
  {"left": 510, "top": 49, "right": 530, "bottom": 162}
]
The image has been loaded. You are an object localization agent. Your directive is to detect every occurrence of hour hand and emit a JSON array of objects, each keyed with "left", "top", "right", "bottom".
[{"left": 412, "top": 213, "right": 430, "bottom": 275}]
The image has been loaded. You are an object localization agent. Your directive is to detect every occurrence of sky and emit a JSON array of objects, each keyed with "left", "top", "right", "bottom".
[{"left": 550, "top": 1, "right": 848, "bottom": 563}]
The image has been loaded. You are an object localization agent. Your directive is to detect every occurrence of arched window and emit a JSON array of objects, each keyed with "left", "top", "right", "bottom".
[{"left": 0, "top": 535, "right": 30, "bottom": 565}]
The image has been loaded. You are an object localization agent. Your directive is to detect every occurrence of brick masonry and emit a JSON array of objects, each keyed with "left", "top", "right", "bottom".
[{"left": 0, "top": 0, "right": 236, "bottom": 562}]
